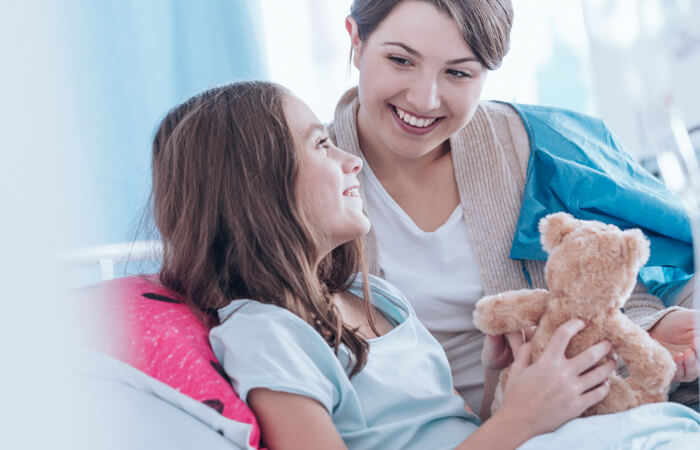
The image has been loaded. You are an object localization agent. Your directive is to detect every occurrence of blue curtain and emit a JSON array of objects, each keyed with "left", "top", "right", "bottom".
[{"left": 59, "top": 0, "right": 267, "bottom": 248}]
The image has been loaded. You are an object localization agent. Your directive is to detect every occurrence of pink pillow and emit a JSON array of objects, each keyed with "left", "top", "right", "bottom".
[{"left": 94, "top": 275, "right": 262, "bottom": 449}]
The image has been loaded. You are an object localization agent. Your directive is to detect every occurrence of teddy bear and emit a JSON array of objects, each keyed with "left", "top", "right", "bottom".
[{"left": 473, "top": 212, "right": 675, "bottom": 417}]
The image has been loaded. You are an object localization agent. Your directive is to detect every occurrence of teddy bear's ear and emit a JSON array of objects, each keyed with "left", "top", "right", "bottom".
[
  {"left": 539, "top": 212, "right": 578, "bottom": 252},
  {"left": 623, "top": 228, "right": 650, "bottom": 267}
]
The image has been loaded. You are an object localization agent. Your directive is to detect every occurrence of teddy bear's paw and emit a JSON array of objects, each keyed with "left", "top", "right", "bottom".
[
  {"left": 472, "top": 303, "right": 499, "bottom": 334},
  {"left": 472, "top": 308, "right": 483, "bottom": 330}
]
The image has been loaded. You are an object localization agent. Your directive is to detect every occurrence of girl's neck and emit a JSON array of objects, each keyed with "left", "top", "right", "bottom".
[{"left": 356, "top": 106, "right": 450, "bottom": 183}]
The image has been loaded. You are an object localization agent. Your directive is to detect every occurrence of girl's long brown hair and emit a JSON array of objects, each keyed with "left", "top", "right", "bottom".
[{"left": 151, "top": 81, "right": 374, "bottom": 376}]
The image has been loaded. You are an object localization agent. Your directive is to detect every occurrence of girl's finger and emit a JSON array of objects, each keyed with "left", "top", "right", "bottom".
[
  {"left": 511, "top": 341, "right": 533, "bottom": 374},
  {"left": 577, "top": 360, "right": 615, "bottom": 393},
  {"left": 570, "top": 340, "right": 613, "bottom": 375},
  {"left": 505, "top": 330, "right": 525, "bottom": 354},
  {"left": 524, "top": 325, "right": 536, "bottom": 341},
  {"left": 542, "top": 319, "right": 585, "bottom": 360},
  {"left": 579, "top": 379, "right": 611, "bottom": 411}
]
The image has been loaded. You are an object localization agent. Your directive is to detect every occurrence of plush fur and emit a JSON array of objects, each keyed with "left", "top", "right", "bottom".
[{"left": 473, "top": 212, "right": 675, "bottom": 417}]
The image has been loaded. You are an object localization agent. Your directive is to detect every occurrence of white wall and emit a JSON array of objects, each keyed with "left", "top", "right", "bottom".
[{"left": 582, "top": 0, "right": 700, "bottom": 162}]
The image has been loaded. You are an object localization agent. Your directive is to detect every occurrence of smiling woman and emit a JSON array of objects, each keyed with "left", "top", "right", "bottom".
[{"left": 330, "top": 0, "right": 699, "bottom": 419}]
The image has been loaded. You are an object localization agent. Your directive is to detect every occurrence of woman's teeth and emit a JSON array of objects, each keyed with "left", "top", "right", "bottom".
[{"left": 394, "top": 106, "right": 438, "bottom": 128}]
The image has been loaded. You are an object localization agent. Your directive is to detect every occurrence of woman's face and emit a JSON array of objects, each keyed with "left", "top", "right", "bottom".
[
  {"left": 285, "top": 95, "right": 371, "bottom": 254},
  {"left": 349, "top": 0, "right": 488, "bottom": 160}
]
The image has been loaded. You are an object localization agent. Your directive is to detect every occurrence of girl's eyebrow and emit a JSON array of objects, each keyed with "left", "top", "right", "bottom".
[
  {"left": 382, "top": 41, "right": 480, "bottom": 65},
  {"left": 304, "top": 123, "right": 327, "bottom": 141}
]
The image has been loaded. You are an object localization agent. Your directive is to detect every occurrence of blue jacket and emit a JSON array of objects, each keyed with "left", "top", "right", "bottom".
[{"left": 507, "top": 103, "right": 693, "bottom": 306}]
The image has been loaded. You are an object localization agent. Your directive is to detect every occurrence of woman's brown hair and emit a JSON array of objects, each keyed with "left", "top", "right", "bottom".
[
  {"left": 151, "top": 81, "right": 374, "bottom": 376},
  {"left": 350, "top": 0, "right": 513, "bottom": 70}
]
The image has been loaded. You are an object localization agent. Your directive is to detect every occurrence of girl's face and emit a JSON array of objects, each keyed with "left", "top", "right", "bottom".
[
  {"left": 285, "top": 95, "right": 371, "bottom": 254},
  {"left": 349, "top": 0, "right": 488, "bottom": 160}
]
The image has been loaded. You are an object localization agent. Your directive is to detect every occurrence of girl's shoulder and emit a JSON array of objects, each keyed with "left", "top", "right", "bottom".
[{"left": 214, "top": 298, "right": 329, "bottom": 348}]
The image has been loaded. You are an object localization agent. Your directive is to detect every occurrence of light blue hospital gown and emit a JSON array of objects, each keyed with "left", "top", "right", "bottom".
[{"left": 210, "top": 274, "right": 480, "bottom": 449}]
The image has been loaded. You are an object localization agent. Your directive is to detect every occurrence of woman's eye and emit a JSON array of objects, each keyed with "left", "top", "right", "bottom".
[
  {"left": 447, "top": 69, "right": 471, "bottom": 79},
  {"left": 388, "top": 56, "right": 411, "bottom": 66}
]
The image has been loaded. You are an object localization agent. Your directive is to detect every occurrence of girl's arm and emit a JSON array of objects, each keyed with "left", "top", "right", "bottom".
[
  {"left": 248, "top": 388, "right": 347, "bottom": 450},
  {"left": 249, "top": 319, "right": 614, "bottom": 450},
  {"left": 461, "top": 319, "right": 615, "bottom": 449}
]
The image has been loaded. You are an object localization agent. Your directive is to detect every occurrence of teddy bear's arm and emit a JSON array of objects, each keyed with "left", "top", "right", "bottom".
[
  {"left": 473, "top": 289, "right": 549, "bottom": 335},
  {"left": 604, "top": 315, "right": 675, "bottom": 394}
]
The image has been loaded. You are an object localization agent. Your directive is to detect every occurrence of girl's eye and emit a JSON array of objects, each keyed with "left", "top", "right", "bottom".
[
  {"left": 447, "top": 69, "right": 471, "bottom": 79},
  {"left": 388, "top": 56, "right": 411, "bottom": 66},
  {"left": 317, "top": 138, "right": 330, "bottom": 154}
]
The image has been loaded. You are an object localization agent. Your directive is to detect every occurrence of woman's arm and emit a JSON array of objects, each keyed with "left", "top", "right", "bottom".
[
  {"left": 624, "top": 280, "right": 698, "bottom": 382},
  {"left": 248, "top": 388, "right": 347, "bottom": 450}
]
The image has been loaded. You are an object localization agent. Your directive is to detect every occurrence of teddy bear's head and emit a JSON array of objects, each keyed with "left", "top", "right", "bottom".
[{"left": 539, "top": 212, "right": 650, "bottom": 315}]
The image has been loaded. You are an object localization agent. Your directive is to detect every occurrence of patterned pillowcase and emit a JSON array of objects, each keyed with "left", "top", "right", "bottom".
[{"left": 92, "top": 275, "right": 262, "bottom": 449}]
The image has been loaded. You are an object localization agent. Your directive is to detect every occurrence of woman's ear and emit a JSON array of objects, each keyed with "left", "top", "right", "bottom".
[{"left": 345, "top": 16, "right": 362, "bottom": 68}]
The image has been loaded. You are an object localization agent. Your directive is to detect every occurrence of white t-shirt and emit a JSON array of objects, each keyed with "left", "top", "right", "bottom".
[{"left": 361, "top": 163, "right": 487, "bottom": 414}]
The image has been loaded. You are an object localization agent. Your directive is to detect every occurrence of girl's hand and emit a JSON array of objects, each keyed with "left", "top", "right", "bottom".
[
  {"left": 649, "top": 309, "right": 700, "bottom": 382},
  {"left": 498, "top": 319, "right": 615, "bottom": 437},
  {"left": 482, "top": 327, "right": 536, "bottom": 370}
]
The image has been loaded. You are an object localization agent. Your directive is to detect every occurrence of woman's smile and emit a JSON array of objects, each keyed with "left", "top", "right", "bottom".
[{"left": 388, "top": 103, "right": 444, "bottom": 136}]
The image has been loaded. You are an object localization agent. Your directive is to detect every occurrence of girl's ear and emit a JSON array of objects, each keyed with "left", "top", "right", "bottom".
[{"left": 345, "top": 16, "right": 362, "bottom": 69}]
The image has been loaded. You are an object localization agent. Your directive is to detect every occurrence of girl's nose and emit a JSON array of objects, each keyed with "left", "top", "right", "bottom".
[{"left": 341, "top": 150, "right": 363, "bottom": 174}]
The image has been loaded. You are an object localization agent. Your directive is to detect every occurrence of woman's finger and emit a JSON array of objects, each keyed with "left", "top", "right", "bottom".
[
  {"left": 487, "top": 334, "right": 506, "bottom": 353},
  {"left": 681, "top": 349, "right": 698, "bottom": 382},
  {"left": 570, "top": 340, "right": 613, "bottom": 375},
  {"left": 541, "top": 319, "right": 585, "bottom": 360}
]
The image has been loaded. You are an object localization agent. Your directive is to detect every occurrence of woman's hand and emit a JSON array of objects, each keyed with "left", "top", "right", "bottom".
[
  {"left": 649, "top": 309, "right": 700, "bottom": 382},
  {"left": 498, "top": 319, "right": 615, "bottom": 437},
  {"left": 482, "top": 327, "right": 536, "bottom": 370}
]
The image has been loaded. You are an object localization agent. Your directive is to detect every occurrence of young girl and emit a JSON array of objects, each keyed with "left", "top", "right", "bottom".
[
  {"left": 149, "top": 80, "right": 618, "bottom": 449},
  {"left": 331, "top": 0, "right": 699, "bottom": 414}
]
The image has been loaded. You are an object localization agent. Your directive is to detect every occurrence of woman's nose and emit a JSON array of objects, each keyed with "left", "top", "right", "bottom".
[{"left": 406, "top": 75, "right": 440, "bottom": 113}]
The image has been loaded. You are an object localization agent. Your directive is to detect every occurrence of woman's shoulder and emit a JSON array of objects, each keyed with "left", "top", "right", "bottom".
[{"left": 476, "top": 101, "right": 531, "bottom": 175}]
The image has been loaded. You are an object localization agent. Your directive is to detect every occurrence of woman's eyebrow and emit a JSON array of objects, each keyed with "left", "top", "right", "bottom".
[
  {"left": 382, "top": 41, "right": 479, "bottom": 65},
  {"left": 383, "top": 41, "right": 422, "bottom": 58}
]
